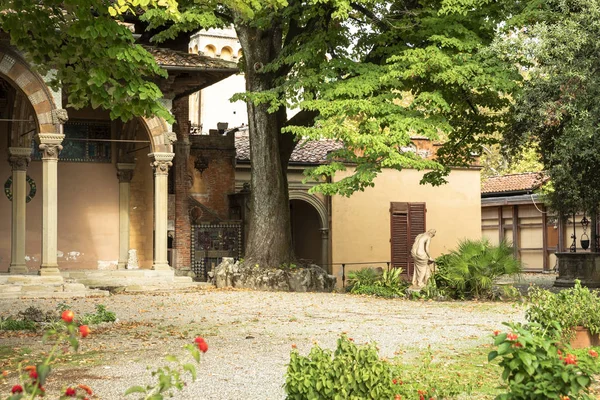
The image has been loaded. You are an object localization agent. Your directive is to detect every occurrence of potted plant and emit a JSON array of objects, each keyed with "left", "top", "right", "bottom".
[{"left": 526, "top": 280, "right": 600, "bottom": 348}]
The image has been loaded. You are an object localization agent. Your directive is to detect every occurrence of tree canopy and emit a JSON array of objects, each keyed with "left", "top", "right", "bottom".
[
  {"left": 506, "top": 0, "right": 600, "bottom": 215},
  {"left": 1, "top": 0, "right": 530, "bottom": 267}
]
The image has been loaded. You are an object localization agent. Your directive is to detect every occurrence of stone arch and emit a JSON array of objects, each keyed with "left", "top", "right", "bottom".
[
  {"left": 0, "top": 47, "right": 60, "bottom": 137},
  {"left": 139, "top": 116, "right": 174, "bottom": 154},
  {"left": 220, "top": 46, "right": 233, "bottom": 60},
  {"left": 289, "top": 190, "right": 328, "bottom": 229},
  {"left": 204, "top": 45, "right": 216, "bottom": 57}
]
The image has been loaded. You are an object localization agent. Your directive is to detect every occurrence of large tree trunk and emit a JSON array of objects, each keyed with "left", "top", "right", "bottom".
[{"left": 236, "top": 22, "right": 295, "bottom": 268}]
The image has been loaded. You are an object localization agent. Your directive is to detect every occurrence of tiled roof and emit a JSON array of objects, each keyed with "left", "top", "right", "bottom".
[
  {"left": 482, "top": 172, "right": 548, "bottom": 194},
  {"left": 235, "top": 136, "right": 344, "bottom": 164},
  {"left": 145, "top": 46, "right": 237, "bottom": 70}
]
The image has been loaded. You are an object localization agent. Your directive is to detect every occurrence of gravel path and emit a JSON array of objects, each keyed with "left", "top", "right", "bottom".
[{"left": 0, "top": 289, "right": 526, "bottom": 399}]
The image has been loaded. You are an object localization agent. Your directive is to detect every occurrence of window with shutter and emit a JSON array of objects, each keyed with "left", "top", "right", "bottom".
[{"left": 390, "top": 202, "right": 426, "bottom": 278}]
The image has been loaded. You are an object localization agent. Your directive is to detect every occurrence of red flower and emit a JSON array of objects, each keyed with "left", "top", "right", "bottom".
[
  {"left": 493, "top": 330, "right": 500, "bottom": 336},
  {"left": 395, "top": 395, "right": 402, "bottom": 400},
  {"left": 393, "top": 379, "right": 398, "bottom": 385},
  {"left": 513, "top": 342, "right": 523, "bottom": 348},
  {"left": 11, "top": 385, "right": 23, "bottom": 393},
  {"left": 194, "top": 337, "right": 208, "bottom": 353},
  {"left": 564, "top": 354, "right": 577, "bottom": 365},
  {"left": 79, "top": 325, "right": 91, "bottom": 338},
  {"left": 507, "top": 333, "right": 518, "bottom": 341},
  {"left": 589, "top": 350, "right": 598, "bottom": 358},
  {"left": 61, "top": 310, "right": 74, "bottom": 323},
  {"left": 65, "top": 387, "right": 76, "bottom": 396},
  {"left": 29, "top": 369, "right": 38, "bottom": 379},
  {"left": 78, "top": 384, "right": 93, "bottom": 395}
]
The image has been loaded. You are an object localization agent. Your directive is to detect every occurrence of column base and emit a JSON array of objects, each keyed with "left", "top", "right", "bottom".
[
  {"left": 39, "top": 267, "right": 61, "bottom": 276},
  {"left": 117, "top": 262, "right": 127, "bottom": 270},
  {"left": 9, "top": 264, "right": 29, "bottom": 274},
  {"left": 152, "top": 263, "right": 172, "bottom": 271}
]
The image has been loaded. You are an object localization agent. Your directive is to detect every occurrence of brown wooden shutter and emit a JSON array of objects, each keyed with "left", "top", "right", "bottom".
[{"left": 390, "top": 202, "right": 426, "bottom": 279}]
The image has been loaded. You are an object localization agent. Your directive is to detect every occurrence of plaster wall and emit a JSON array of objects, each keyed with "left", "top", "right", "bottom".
[
  {"left": 0, "top": 151, "right": 120, "bottom": 271},
  {"left": 331, "top": 168, "right": 482, "bottom": 284}
]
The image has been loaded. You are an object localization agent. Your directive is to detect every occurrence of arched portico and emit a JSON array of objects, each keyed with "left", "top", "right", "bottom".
[
  {"left": 289, "top": 190, "right": 330, "bottom": 271},
  {"left": 0, "top": 46, "right": 176, "bottom": 275},
  {"left": 0, "top": 47, "right": 66, "bottom": 275}
]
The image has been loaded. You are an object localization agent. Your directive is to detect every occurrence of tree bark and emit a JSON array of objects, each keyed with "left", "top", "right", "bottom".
[{"left": 236, "top": 21, "right": 295, "bottom": 268}]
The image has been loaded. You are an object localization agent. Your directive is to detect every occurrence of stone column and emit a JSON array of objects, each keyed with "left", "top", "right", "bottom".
[
  {"left": 116, "top": 163, "right": 135, "bottom": 269},
  {"left": 150, "top": 152, "right": 174, "bottom": 270},
  {"left": 8, "top": 147, "right": 32, "bottom": 274},
  {"left": 320, "top": 228, "right": 329, "bottom": 273},
  {"left": 36, "top": 133, "right": 65, "bottom": 276}
]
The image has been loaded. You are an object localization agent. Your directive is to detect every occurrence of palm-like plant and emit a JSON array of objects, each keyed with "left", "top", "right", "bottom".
[{"left": 435, "top": 239, "right": 522, "bottom": 299}]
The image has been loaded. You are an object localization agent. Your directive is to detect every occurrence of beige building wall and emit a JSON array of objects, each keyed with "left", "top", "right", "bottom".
[
  {"left": 0, "top": 147, "right": 120, "bottom": 271},
  {"left": 331, "top": 168, "right": 482, "bottom": 284}
]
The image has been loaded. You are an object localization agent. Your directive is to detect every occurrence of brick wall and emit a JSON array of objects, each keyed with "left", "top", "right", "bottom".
[
  {"left": 172, "top": 97, "right": 192, "bottom": 270},
  {"left": 189, "top": 131, "right": 236, "bottom": 221}
]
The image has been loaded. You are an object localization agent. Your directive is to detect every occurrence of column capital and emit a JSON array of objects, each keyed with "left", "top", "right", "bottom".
[
  {"left": 116, "top": 163, "right": 136, "bottom": 183},
  {"left": 36, "top": 133, "right": 65, "bottom": 160},
  {"left": 8, "top": 147, "right": 32, "bottom": 171},
  {"left": 149, "top": 152, "right": 174, "bottom": 176},
  {"left": 319, "top": 228, "right": 329, "bottom": 238}
]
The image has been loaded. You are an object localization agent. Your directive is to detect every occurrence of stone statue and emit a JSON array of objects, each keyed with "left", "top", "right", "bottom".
[{"left": 410, "top": 229, "right": 436, "bottom": 289}]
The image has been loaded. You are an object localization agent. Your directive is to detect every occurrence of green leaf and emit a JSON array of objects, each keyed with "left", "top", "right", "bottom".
[
  {"left": 124, "top": 385, "right": 147, "bottom": 396},
  {"left": 183, "top": 363, "right": 197, "bottom": 381}
]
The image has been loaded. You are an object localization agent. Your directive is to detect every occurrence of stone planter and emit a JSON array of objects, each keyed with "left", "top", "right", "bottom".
[
  {"left": 554, "top": 252, "right": 600, "bottom": 288},
  {"left": 569, "top": 326, "right": 600, "bottom": 349}
]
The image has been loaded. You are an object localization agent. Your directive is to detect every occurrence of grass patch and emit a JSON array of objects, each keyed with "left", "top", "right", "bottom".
[{"left": 0, "top": 317, "right": 37, "bottom": 331}]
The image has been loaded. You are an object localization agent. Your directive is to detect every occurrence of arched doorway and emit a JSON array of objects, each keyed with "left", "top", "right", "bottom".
[{"left": 289, "top": 191, "right": 329, "bottom": 270}]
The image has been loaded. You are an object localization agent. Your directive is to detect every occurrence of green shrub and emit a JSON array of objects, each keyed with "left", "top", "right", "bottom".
[
  {"left": 434, "top": 239, "right": 522, "bottom": 299},
  {"left": 346, "top": 268, "right": 380, "bottom": 291},
  {"left": 78, "top": 304, "right": 117, "bottom": 326},
  {"left": 490, "top": 322, "right": 600, "bottom": 399},
  {"left": 346, "top": 268, "right": 407, "bottom": 298},
  {"left": 0, "top": 317, "right": 37, "bottom": 331},
  {"left": 350, "top": 285, "right": 404, "bottom": 298},
  {"left": 285, "top": 335, "right": 397, "bottom": 399},
  {"left": 526, "top": 280, "right": 600, "bottom": 337}
]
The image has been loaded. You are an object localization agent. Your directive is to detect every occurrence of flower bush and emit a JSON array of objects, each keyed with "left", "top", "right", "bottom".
[
  {"left": 1, "top": 308, "right": 208, "bottom": 400},
  {"left": 124, "top": 336, "right": 207, "bottom": 399},
  {"left": 526, "top": 280, "right": 600, "bottom": 338},
  {"left": 1, "top": 310, "right": 92, "bottom": 400},
  {"left": 489, "top": 322, "right": 600, "bottom": 399}
]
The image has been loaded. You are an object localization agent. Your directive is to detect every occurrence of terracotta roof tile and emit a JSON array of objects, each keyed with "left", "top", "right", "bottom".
[
  {"left": 235, "top": 136, "right": 344, "bottom": 164},
  {"left": 482, "top": 172, "right": 548, "bottom": 194},
  {"left": 145, "top": 46, "right": 237, "bottom": 70}
]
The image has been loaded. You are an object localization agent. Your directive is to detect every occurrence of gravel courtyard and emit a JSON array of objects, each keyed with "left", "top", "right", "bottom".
[{"left": 0, "top": 288, "right": 526, "bottom": 399}]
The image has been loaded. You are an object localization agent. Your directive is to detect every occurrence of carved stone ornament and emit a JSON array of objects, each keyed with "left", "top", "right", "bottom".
[
  {"left": 51, "top": 109, "right": 69, "bottom": 125},
  {"left": 151, "top": 159, "right": 172, "bottom": 175},
  {"left": 164, "top": 131, "right": 177, "bottom": 145},
  {"left": 117, "top": 169, "right": 134, "bottom": 183},
  {"left": 8, "top": 154, "right": 31, "bottom": 171},
  {"left": 38, "top": 143, "right": 63, "bottom": 159}
]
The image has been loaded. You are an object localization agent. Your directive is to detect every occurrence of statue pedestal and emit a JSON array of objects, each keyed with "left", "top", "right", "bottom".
[{"left": 554, "top": 252, "right": 600, "bottom": 288}]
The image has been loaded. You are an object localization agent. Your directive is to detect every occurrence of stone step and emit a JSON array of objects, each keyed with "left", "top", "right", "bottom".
[{"left": 0, "top": 284, "right": 109, "bottom": 299}]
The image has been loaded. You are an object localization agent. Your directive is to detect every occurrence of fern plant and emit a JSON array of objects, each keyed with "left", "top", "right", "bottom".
[{"left": 435, "top": 239, "right": 522, "bottom": 299}]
